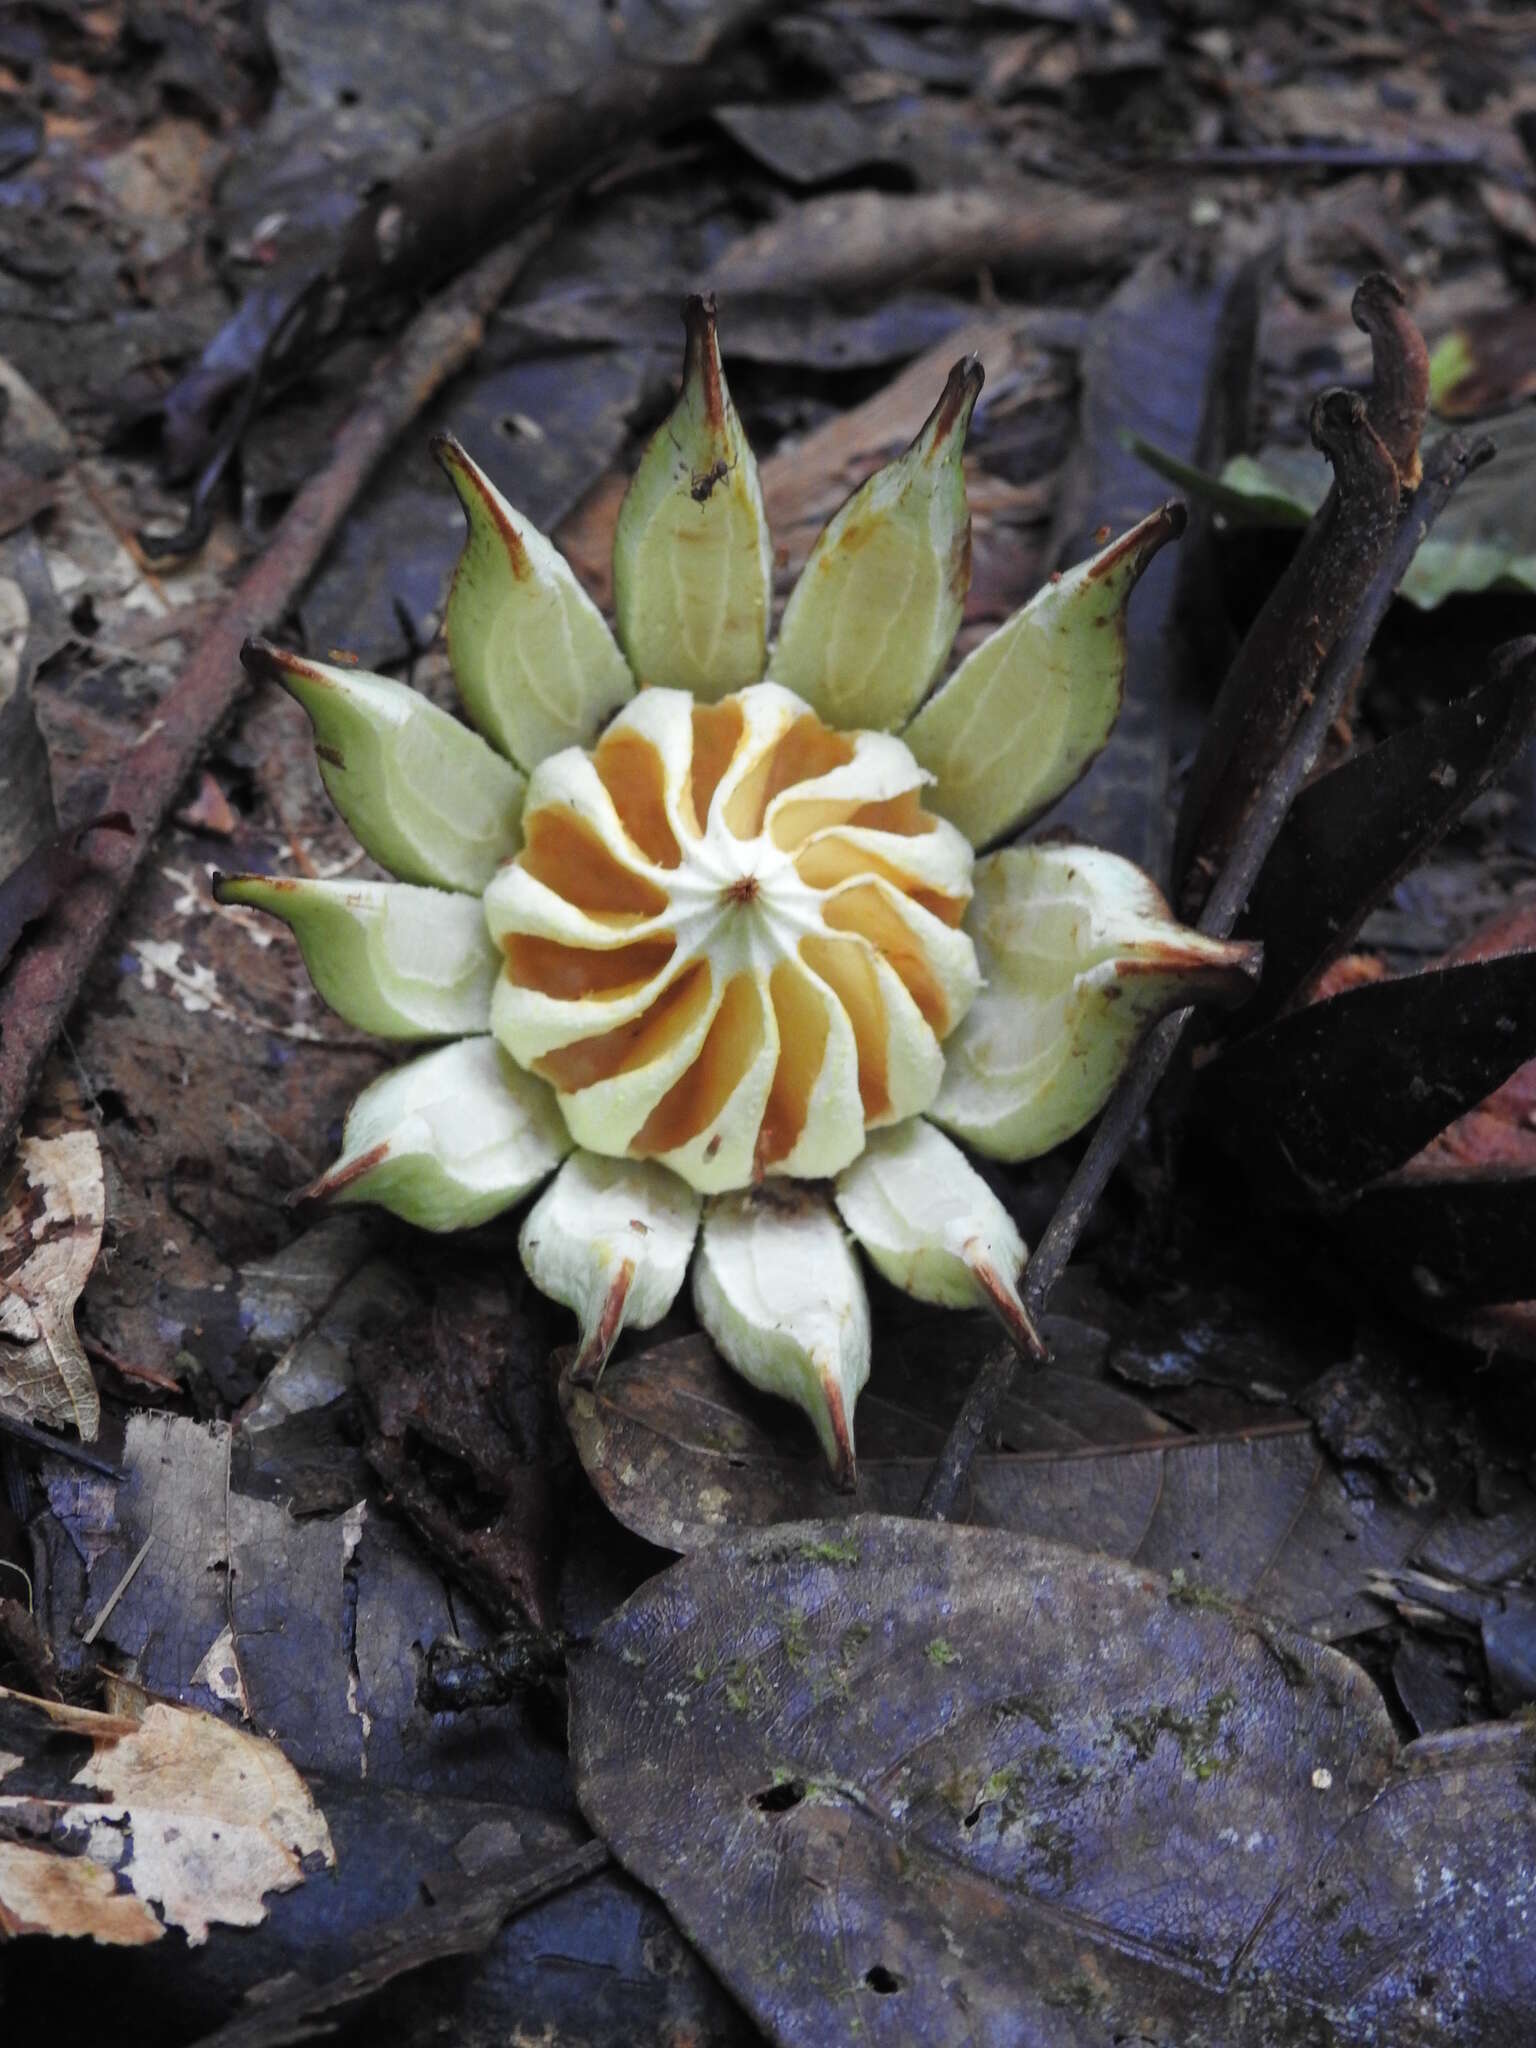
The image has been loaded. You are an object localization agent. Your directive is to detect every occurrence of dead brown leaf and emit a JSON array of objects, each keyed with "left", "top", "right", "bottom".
[
  {"left": 0, "top": 1128, "right": 104, "bottom": 1438},
  {"left": 0, "top": 1683, "right": 335, "bottom": 1945}
]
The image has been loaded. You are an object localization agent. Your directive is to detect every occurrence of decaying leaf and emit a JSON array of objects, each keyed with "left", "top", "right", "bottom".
[
  {"left": 571, "top": 1518, "right": 1536, "bottom": 2047},
  {"left": 0, "top": 1684, "right": 334, "bottom": 1945},
  {"left": 0, "top": 1128, "right": 105, "bottom": 1439},
  {"left": 560, "top": 1333, "right": 1454, "bottom": 1639}
]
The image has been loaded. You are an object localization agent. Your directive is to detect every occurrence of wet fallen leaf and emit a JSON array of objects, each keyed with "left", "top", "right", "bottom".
[
  {"left": 1239, "top": 642, "right": 1536, "bottom": 1022},
  {"left": 561, "top": 1334, "right": 1455, "bottom": 1639},
  {"left": 1044, "top": 249, "right": 1251, "bottom": 869},
  {"left": 40, "top": 1408, "right": 568, "bottom": 1803},
  {"left": 1131, "top": 407, "right": 1536, "bottom": 607},
  {"left": 0, "top": 1128, "right": 105, "bottom": 1439},
  {"left": 0, "top": 1683, "right": 334, "bottom": 1945},
  {"left": 571, "top": 1517, "right": 1536, "bottom": 2047},
  {"left": 1205, "top": 952, "right": 1536, "bottom": 1196},
  {"left": 1428, "top": 303, "right": 1536, "bottom": 418}
]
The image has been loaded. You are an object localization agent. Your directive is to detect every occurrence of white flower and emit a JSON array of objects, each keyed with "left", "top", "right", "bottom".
[{"left": 217, "top": 298, "right": 1256, "bottom": 1485}]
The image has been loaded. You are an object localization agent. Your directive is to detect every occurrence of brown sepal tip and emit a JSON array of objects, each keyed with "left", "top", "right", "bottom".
[
  {"left": 682, "top": 293, "right": 726, "bottom": 431},
  {"left": 973, "top": 1260, "right": 1049, "bottom": 1362},
  {"left": 290, "top": 1141, "right": 390, "bottom": 1207},
  {"left": 920, "top": 355, "right": 986, "bottom": 457},
  {"left": 569, "top": 1260, "right": 635, "bottom": 1391},
  {"left": 822, "top": 1374, "right": 858, "bottom": 1494}
]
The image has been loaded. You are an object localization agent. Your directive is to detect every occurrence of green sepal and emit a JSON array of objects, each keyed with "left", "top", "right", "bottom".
[
  {"left": 213, "top": 873, "right": 499, "bottom": 1040},
  {"left": 244, "top": 638, "right": 524, "bottom": 894},
  {"left": 931, "top": 845, "right": 1261, "bottom": 1161},
  {"left": 903, "top": 504, "right": 1183, "bottom": 849},
  {"left": 611, "top": 295, "right": 772, "bottom": 700},
  {"left": 435, "top": 434, "right": 634, "bottom": 769},
  {"left": 770, "top": 356, "right": 981, "bottom": 733},
  {"left": 302, "top": 1037, "right": 570, "bottom": 1231}
]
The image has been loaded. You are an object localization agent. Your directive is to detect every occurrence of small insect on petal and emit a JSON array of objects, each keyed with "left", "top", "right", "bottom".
[
  {"left": 213, "top": 874, "right": 499, "bottom": 1040},
  {"left": 436, "top": 433, "right": 635, "bottom": 771},
  {"left": 835, "top": 1119, "right": 1045, "bottom": 1359},
  {"left": 932, "top": 845, "right": 1261, "bottom": 1162},
  {"left": 244, "top": 639, "right": 525, "bottom": 894},
  {"left": 611, "top": 295, "right": 773, "bottom": 701},
  {"left": 301, "top": 1038, "right": 571, "bottom": 1232},
  {"left": 692, "top": 1186, "right": 870, "bottom": 1488},
  {"left": 521, "top": 1152, "right": 701, "bottom": 1385},
  {"left": 770, "top": 356, "right": 981, "bottom": 735},
  {"left": 903, "top": 503, "right": 1185, "bottom": 848}
]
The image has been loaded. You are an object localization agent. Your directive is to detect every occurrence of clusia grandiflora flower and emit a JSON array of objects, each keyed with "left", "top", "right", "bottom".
[{"left": 217, "top": 297, "right": 1258, "bottom": 1486}]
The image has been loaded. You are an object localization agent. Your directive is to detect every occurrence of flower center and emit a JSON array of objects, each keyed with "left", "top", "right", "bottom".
[{"left": 483, "top": 682, "right": 980, "bottom": 1194}]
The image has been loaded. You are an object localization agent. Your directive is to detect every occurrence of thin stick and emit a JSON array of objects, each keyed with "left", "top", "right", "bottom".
[
  {"left": 0, "top": 1411, "right": 123, "bottom": 1478},
  {"left": 0, "top": 225, "right": 546, "bottom": 1164},
  {"left": 918, "top": 430, "right": 1493, "bottom": 1522},
  {"left": 81, "top": 1533, "right": 153, "bottom": 1644}
]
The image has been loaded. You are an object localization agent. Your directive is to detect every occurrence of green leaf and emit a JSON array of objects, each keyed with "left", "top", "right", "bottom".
[{"left": 1129, "top": 410, "right": 1536, "bottom": 608}]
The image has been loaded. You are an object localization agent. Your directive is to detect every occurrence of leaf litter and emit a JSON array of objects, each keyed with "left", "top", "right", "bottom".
[
  {"left": 3, "top": 3, "right": 1536, "bottom": 2043},
  {"left": 571, "top": 1517, "right": 1536, "bottom": 2048}
]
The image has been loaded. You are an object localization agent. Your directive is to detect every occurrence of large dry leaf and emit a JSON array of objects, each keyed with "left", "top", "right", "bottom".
[
  {"left": 570, "top": 1518, "right": 1536, "bottom": 2047},
  {"left": 0, "top": 1128, "right": 104, "bottom": 1438},
  {"left": 561, "top": 1335, "right": 1448, "bottom": 1639},
  {"left": 0, "top": 1684, "right": 334, "bottom": 1945}
]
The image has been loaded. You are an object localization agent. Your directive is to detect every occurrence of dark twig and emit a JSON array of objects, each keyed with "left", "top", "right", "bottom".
[
  {"left": 153, "top": 11, "right": 776, "bottom": 510},
  {"left": 187, "top": 1836, "right": 612, "bottom": 2048},
  {"left": 0, "top": 1411, "right": 123, "bottom": 1479},
  {"left": 1128, "top": 144, "right": 1486, "bottom": 173},
  {"left": 1173, "top": 274, "right": 1430, "bottom": 913},
  {"left": 918, "top": 430, "right": 1493, "bottom": 1523},
  {"left": 0, "top": 226, "right": 547, "bottom": 1166}
]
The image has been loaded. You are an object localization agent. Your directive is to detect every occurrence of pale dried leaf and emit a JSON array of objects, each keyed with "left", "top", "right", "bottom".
[
  {"left": 0, "top": 1129, "right": 105, "bottom": 1438},
  {"left": 0, "top": 1686, "right": 335, "bottom": 1945}
]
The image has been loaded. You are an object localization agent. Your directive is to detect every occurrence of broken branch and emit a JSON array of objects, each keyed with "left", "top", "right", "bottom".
[
  {"left": 0, "top": 226, "right": 546, "bottom": 1167},
  {"left": 1173, "top": 273, "right": 1430, "bottom": 913}
]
